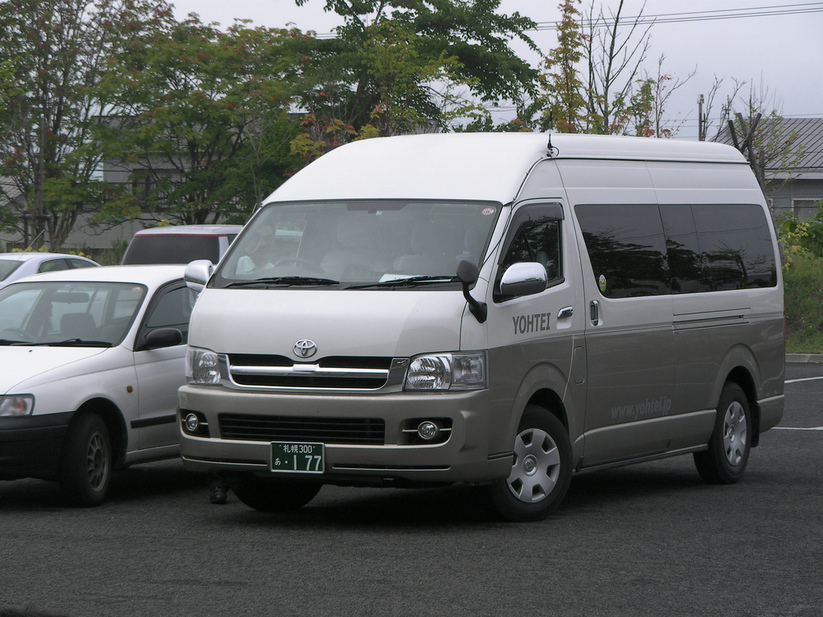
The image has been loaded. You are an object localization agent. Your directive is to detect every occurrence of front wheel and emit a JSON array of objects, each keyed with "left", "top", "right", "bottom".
[
  {"left": 693, "top": 382, "right": 751, "bottom": 484},
  {"left": 231, "top": 473, "right": 321, "bottom": 512},
  {"left": 59, "top": 413, "right": 112, "bottom": 507},
  {"left": 486, "top": 405, "right": 572, "bottom": 522}
]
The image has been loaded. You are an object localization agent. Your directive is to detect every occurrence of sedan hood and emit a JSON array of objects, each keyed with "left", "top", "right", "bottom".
[{"left": 0, "top": 347, "right": 106, "bottom": 394}]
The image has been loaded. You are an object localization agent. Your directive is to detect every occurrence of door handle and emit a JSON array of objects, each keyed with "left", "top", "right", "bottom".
[
  {"left": 590, "top": 300, "right": 599, "bottom": 325},
  {"left": 558, "top": 306, "right": 574, "bottom": 319}
]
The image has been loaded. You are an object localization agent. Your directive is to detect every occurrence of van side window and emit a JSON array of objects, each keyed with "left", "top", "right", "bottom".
[
  {"left": 691, "top": 204, "right": 777, "bottom": 290},
  {"left": 659, "top": 205, "right": 706, "bottom": 293},
  {"left": 575, "top": 204, "right": 668, "bottom": 298},
  {"left": 495, "top": 204, "right": 562, "bottom": 300},
  {"left": 660, "top": 204, "right": 777, "bottom": 292}
]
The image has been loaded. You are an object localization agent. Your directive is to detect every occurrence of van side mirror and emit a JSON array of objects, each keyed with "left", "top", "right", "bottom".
[
  {"left": 499, "top": 262, "right": 548, "bottom": 298},
  {"left": 185, "top": 259, "right": 214, "bottom": 293},
  {"left": 457, "top": 260, "right": 487, "bottom": 323}
]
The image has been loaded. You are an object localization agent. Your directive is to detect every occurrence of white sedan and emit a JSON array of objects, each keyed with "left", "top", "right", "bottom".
[
  {"left": 0, "top": 265, "right": 194, "bottom": 506},
  {"left": 0, "top": 251, "right": 100, "bottom": 290}
]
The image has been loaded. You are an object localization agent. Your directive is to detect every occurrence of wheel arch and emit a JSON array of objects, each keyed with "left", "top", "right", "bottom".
[
  {"left": 503, "top": 361, "right": 575, "bottom": 458},
  {"left": 70, "top": 398, "right": 129, "bottom": 468},
  {"left": 724, "top": 366, "right": 761, "bottom": 447},
  {"left": 527, "top": 388, "right": 568, "bottom": 430}
]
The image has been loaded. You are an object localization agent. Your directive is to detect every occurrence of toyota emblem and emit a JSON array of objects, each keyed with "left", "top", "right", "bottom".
[{"left": 293, "top": 339, "right": 318, "bottom": 358}]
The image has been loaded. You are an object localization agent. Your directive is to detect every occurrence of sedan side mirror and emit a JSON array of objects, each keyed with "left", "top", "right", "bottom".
[{"left": 139, "top": 327, "right": 184, "bottom": 351}]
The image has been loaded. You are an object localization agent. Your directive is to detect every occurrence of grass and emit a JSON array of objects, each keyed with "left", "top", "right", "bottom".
[{"left": 783, "top": 255, "right": 823, "bottom": 354}]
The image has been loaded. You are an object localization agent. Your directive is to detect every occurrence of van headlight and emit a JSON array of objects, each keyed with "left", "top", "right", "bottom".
[
  {"left": 0, "top": 395, "right": 34, "bottom": 417},
  {"left": 404, "top": 352, "right": 487, "bottom": 391},
  {"left": 186, "top": 347, "right": 222, "bottom": 385}
]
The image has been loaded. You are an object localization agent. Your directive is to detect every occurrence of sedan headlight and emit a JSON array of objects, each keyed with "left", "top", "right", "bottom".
[
  {"left": 186, "top": 346, "right": 222, "bottom": 385},
  {"left": 0, "top": 395, "right": 35, "bottom": 417},
  {"left": 405, "top": 352, "right": 487, "bottom": 391}
]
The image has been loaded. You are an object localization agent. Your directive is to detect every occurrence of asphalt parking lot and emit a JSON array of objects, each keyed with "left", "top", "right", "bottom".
[{"left": 1, "top": 360, "right": 821, "bottom": 617}]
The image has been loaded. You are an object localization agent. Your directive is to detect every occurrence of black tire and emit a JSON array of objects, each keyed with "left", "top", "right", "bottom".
[
  {"left": 486, "top": 405, "right": 572, "bottom": 522},
  {"left": 231, "top": 473, "right": 321, "bottom": 512},
  {"left": 694, "top": 382, "right": 751, "bottom": 484},
  {"left": 59, "top": 414, "right": 112, "bottom": 507}
]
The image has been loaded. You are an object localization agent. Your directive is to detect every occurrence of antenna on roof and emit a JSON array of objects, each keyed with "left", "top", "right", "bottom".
[{"left": 546, "top": 111, "right": 559, "bottom": 158}]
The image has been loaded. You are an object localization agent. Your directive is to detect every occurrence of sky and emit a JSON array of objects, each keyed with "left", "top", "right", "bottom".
[{"left": 169, "top": 0, "right": 823, "bottom": 140}]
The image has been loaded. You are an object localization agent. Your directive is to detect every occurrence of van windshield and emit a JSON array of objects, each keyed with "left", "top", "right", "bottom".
[{"left": 212, "top": 200, "right": 501, "bottom": 289}]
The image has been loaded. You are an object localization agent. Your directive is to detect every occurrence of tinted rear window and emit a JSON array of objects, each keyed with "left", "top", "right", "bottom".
[
  {"left": 0, "top": 260, "right": 23, "bottom": 281},
  {"left": 122, "top": 235, "right": 220, "bottom": 264}
]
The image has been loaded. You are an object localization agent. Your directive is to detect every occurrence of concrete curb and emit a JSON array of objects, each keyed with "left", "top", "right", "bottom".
[{"left": 786, "top": 353, "right": 823, "bottom": 363}]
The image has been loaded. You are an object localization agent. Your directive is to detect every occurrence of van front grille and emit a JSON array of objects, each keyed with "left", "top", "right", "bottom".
[
  {"left": 219, "top": 413, "right": 386, "bottom": 445},
  {"left": 226, "top": 354, "right": 406, "bottom": 390}
]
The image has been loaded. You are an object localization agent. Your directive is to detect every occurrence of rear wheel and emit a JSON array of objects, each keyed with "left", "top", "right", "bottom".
[
  {"left": 694, "top": 382, "right": 751, "bottom": 484},
  {"left": 231, "top": 473, "right": 321, "bottom": 512},
  {"left": 486, "top": 405, "right": 572, "bottom": 522},
  {"left": 59, "top": 413, "right": 112, "bottom": 507}
]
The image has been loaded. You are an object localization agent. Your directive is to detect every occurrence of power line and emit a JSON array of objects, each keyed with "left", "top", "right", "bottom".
[{"left": 533, "top": 2, "right": 823, "bottom": 30}]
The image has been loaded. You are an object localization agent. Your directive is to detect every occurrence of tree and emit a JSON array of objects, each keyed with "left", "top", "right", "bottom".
[
  {"left": 95, "top": 17, "right": 304, "bottom": 224},
  {"left": 532, "top": 0, "right": 687, "bottom": 137},
  {"left": 709, "top": 79, "right": 803, "bottom": 198},
  {"left": 622, "top": 55, "right": 694, "bottom": 138},
  {"left": 539, "top": 0, "right": 587, "bottom": 133},
  {"left": 583, "top": 0, "right": 652, "bottom": 134},
  {"left": 0, "top": 0, "right": 169, "bottom": 248},
  {"left": 291, "top": 0, "right": 539, "bottom": 141}
]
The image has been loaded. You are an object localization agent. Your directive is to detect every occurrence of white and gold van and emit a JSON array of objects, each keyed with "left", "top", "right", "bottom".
[{"left": 178, "top": 133, "right": 784, "bottom": 521}]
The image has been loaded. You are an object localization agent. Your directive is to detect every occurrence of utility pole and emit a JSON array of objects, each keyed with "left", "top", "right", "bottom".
[{"left": 697, "top": 94, "right": 705, "bottom": 141}]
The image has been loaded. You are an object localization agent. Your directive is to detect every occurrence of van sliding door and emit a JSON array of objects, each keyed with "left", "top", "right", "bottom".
[{"left": 573, "top": 203, "right": 675, "bottom": 466}]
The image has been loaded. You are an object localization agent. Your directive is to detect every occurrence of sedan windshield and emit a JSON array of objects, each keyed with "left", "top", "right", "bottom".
[
  {"left": 0, "top": 281, "right": 147, "bottom": 346},
  {"left": 214, "top": 200, "right": 501, "bottom": 288}
]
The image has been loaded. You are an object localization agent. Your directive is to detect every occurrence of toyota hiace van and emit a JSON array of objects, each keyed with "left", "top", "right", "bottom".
[{"left": 178, "top": 133, "right": 784, "bottom": 521}]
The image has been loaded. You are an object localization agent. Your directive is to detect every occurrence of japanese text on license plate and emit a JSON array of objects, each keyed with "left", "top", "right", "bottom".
[{"left": 271, "top": 442, "right": 324, "bottom": 473}]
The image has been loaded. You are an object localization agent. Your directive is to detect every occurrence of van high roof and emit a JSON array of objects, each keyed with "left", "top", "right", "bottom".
[{"left": 266, "top": 133, "right": 747, "bottom": 204}]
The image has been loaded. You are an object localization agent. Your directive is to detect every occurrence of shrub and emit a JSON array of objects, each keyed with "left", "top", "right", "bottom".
[{"left": 783, "top": 254, "right": 823, "bottom": 353}]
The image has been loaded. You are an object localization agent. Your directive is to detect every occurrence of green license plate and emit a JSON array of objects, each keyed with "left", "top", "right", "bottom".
[{"left": 271, "top": 442, "right": 324, "bottom": 474}]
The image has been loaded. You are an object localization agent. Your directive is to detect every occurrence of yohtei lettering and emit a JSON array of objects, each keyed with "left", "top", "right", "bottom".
[{"left": 513, "top": 313, "right": 551, "bottom": 335}]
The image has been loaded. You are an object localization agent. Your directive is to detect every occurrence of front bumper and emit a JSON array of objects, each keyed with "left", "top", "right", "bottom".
[
  {"left": 0, "top": 412, "right": 73, "bottom": 480},
  {"left": 178, "top": 385, "right": 513, "bottom": 486}
]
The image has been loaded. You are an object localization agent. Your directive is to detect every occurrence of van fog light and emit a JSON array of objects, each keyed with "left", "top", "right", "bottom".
[
  {"left": 417, "top": 421, "right": 440, "bottom": 441},
  {"left": 185, "top": 413, "right": 200, "bottom": 432}
]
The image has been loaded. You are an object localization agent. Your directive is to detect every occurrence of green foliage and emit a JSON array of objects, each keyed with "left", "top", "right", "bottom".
[
  {"left": 95, "top": 17, "right": 304, "bottom": 224},
  {"left": 777, "top": 205, "right": 823, "bottom": 353},
  {"left": 299, "top": 0, "right": 539, "bottom": 103},
  {"left": 537, "top": 0, "right": 586, "bottom": 132},
  {"left": 289, "top": 0, "right": 537, "bottom": 143},
  {"left": 783, "top": 254, "right": 823, "bottom": 353},
  {"left": 777, "top": 203, "right": 823, "bottom": 267},
  {"left": 0, "top": 0, "right": 171, "bottom": 247}
]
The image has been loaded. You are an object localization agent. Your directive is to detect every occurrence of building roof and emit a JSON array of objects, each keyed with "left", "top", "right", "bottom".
[{"left": 715, "top": 117, "right": 823, "bottom": 178}]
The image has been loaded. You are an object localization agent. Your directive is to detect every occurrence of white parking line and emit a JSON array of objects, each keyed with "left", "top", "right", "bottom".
[
  {"left": 772, "top": 426, "right": 823, "bottom": 431},
  {"left": 785, "top": 376, "right": 823, "bottom": 384}
]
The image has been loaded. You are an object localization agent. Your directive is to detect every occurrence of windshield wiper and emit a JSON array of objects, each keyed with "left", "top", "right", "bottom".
[
  {"left": 348, "top": 275, "right": 457, "bottom": 289},
  {"left": 226, "top": 276, "right": 340, "bottom": 288},
  {"left": 0, "top": 338, "right": 31, "bottom": 345},
  {"left": 23, "top": 338, "right": 112, "bottom": 347}
]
